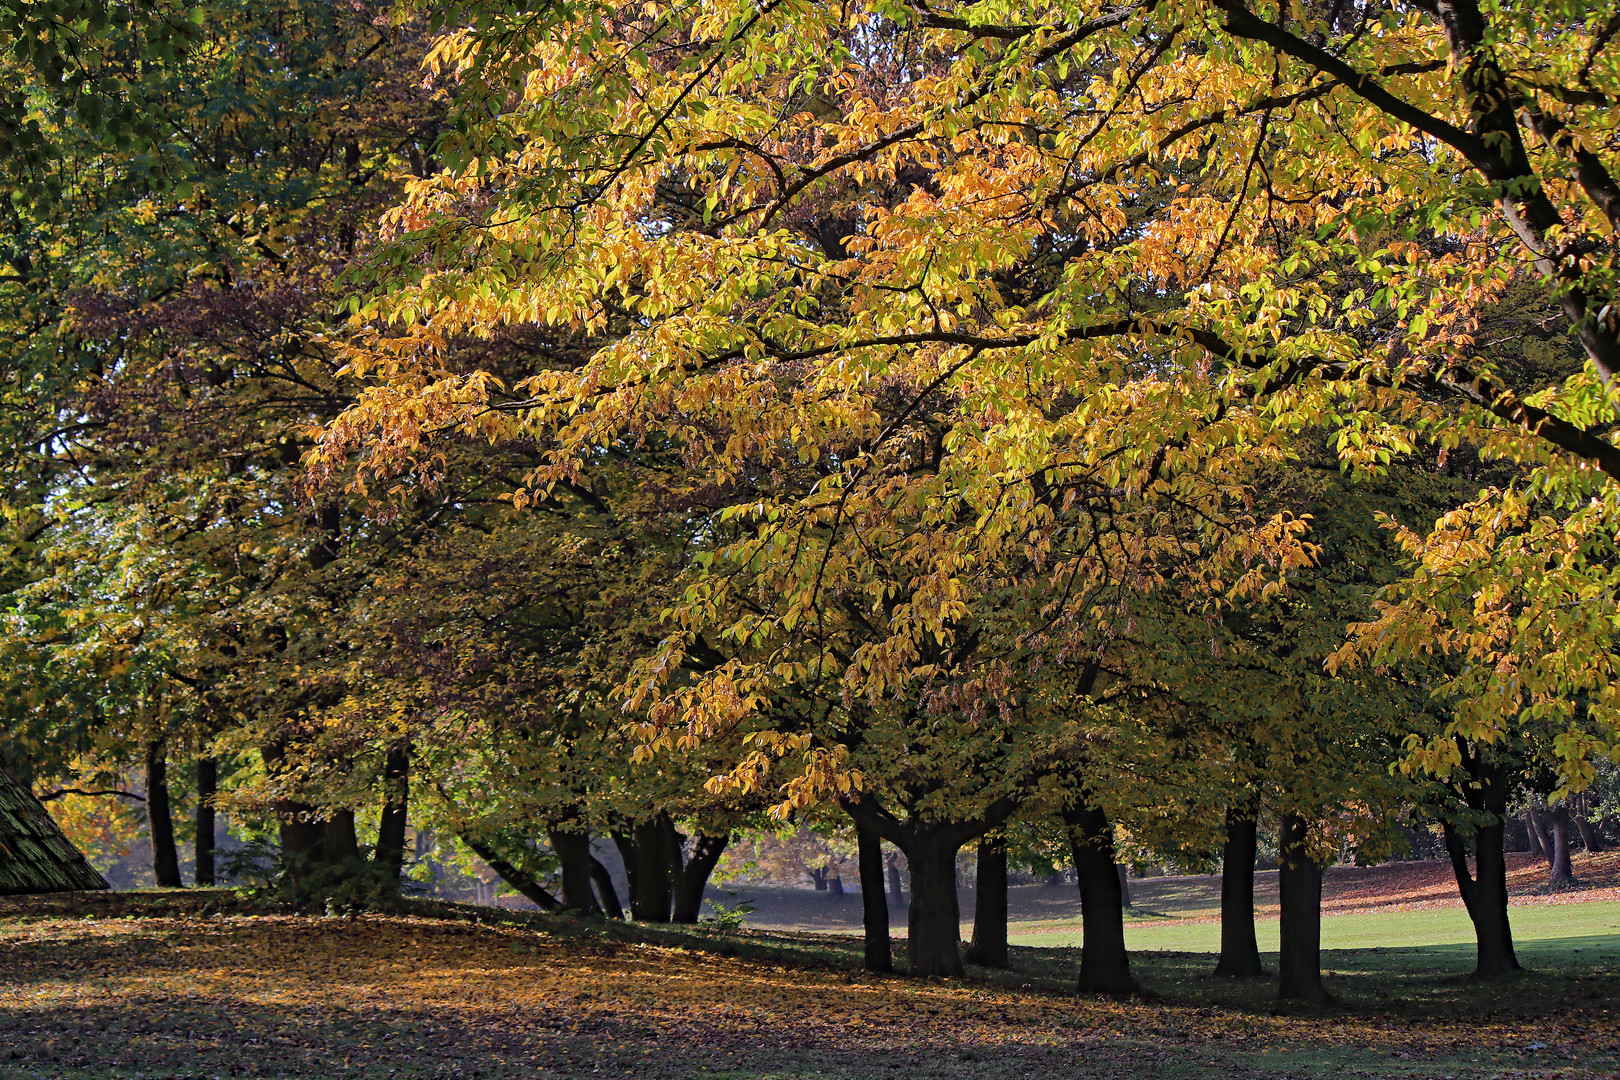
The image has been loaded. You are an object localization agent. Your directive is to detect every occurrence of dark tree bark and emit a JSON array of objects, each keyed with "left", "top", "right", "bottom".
[
  {"left": 828, "top": 874, "right": 844, "bottom": 895},
  {"left": 460, "top": 834, "right": 562, "bottom": 912},
  {"left": 810, "top": 867, "right": 828, "bottom": 891},
  {"left": 1547, "top": 804, "right": 1575, "bottom": 883},
  {"left": 856, "top": 822, "right": 892, "bottom": 972},
  {"left": 1117, "top": 863, "right": 1132, "bottom": 907},
  {"left": 1067, "top": 803, "right": 1134, "bottom": 997},
  {"left": 1525, "top": 810, "right": 1553, "bottom": 861},
  {"left": 1213, "top": 808, "right": 1265, "bottom": 978},
  {"left": 146, "top": 741, "right": 183, "bottom": 888},
  {"left": 1574, "top": 796, "right": 1605, "bottom": 853},
  {"left": 325, "top": 809, "right": 360, "bottom": 865},
  {"left": 375, "top": 744, "right": 410, "bottom": 877},
  {"left": 548, "top": 828, "right": 602, "bottom": 916},
  {"left": 194, "top": 756, "right": 217, "bottom": 886},
  {"left": 672, "top": 831, "right": 729, "bottom": 923},
  {"left": 630, "top": 816, "right": 673, "bottom": 922},
  {"left": 1441, "top": 742, "right": 1520, "bottom": 977},
  {"left": 589, "top": 855, "right": 624, "bottom": 919},
  {"left": 886, "top": 851, "right": 906, "bottom": 908},
  {"left": 905, "top": 827, "right": 965, "bottom": 977},
  {"left": 965, "top": 834, "right": 1008, "bottom": 968},
  {"left": 1276, "top": 813, "right": 1326, "bottom": 1005},
  {"left": 845, "top": 795, "right": 1016, "bottom": 978}
]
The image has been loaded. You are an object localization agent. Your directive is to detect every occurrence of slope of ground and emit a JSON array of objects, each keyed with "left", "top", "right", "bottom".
[{"left": 2, "top": 901, "right": 1619, "bottom": 1080}]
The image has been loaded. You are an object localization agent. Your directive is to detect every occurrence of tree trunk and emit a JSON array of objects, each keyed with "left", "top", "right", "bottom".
[
  {"left": 857, "top": 823, "right": 892, "bottom": 972},
  {"left": 905, "top": 829, "right": 965, "bottom": 977},
  {"left": 1276, "top": 813, "right": 1326, "bottom": 1005},
  {"left": 1574, "top": 796, "right": 1605, "bottom": 853},
  {"left": 672, "top": 832, "right": 728, "bottom": 923},
  {"left": 1525, "top": 810, "right": 1554, "bottom": 862},
  {"left": 1067, "top": 803, "right": 1134, "bottom": 997},
  {"left": 194, "top": 756, "right": 217, "bottom": 886},
  {"left": 1117, "top": 862, "right": 1132, "bottom": 907},
  {"left": 630, "top": 816, "right": 673, "bottom": 922},
  {"left": 146, "top": 740, "right": 183, "bottom": 888},
  {"left": 325, "top": 809, "right": 360, "bottom": 866},
  {"left": 589, "top": 855, "right": 624, "bottom": 919},
  {"left": 375, "top": 744, "right": 410, "bottom": 876},
  {"left": 1442, "top": 744, "right": 1520, "bottom": 977},
  {"left": 965, "top": 835, "right": 1008, "bottom": 968},
  {"left": 1213, "top": 809, "right": 1264, "bottom": 978},
  {"left": 810, "top": 867, "right": 828, "bottom": 891},
  {"left": 1547, "top": 804, "right": 1575, "bottom": 883},
  {"left": 548, "top": 828, "right": 602, "bottom": 916},
  {"left": 887, "top": 851, "right": 906, "bottom": 908},
  {"left": 460, "top": 834, "right": 561, "bottom": 912},
  {"left": 828, "top": 874, "right": 844, "bottom": 895}
]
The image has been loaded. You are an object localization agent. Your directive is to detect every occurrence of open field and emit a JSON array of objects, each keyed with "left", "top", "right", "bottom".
[{"left": 3, "top": 881, "right": 1620, "bottom": 1080}]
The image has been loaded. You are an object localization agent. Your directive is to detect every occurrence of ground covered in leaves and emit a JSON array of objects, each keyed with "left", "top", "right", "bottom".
[{"left": 2, "top": 892, "right": 1619, "bottom": 1080}]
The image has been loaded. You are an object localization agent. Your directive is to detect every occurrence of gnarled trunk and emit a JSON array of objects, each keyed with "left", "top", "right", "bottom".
[
  {"left": 1067, "top": 803, "right": 1134, "bottom": 997},
  {"left": 905, "top": 828, "right": 964, "bottom": 977},
  {"left": 965, "top": 834, "right": 1008, "bottom": 968},
  {"left": 145, "top": 741, "right": 183, "bottom": 888},
  {"left": 1276, "top": 813, "right": 1326, "bottom": 1005},
  {"left": 194, "top": 756, "right": 217, "bottom": 886},
  {"left": 856, "top": 822, "right": 892, "bottom": 972},
  {"left": 1213, "top": 808, "right": 1264, "bottom": 978}
]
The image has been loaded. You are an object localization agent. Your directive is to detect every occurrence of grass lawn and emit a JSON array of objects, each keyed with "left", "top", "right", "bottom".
[
  {"left": 2, "top": 892, "right": 1620, "bottom": 1080},
  {"left": 1006, "top": 899, "right": 1620, "bottom": 957}
]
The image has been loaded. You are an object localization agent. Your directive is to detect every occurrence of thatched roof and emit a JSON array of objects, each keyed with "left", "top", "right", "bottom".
[{"left": 0, "top": 766, "right": 109, "bottom": 895}]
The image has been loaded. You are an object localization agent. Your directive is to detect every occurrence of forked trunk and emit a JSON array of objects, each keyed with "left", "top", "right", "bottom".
[
  {"left": 1547, "top": 805, "right": 1574, "bottom": 883},
  {"left": 1442, "top": 746, "right": 1520, "bottom": 977},
  {"left": 856, "top": 822, "right": 892, "bottom": 972},
  {"left": 1067, "top": 803, "right": 1134, "bottom": 997},
  {"left": 1276, "top": 813, "right": 1326, "bottom": 1005},
  {"left": 905, "top": 830, "right": 964, "bottom": 977},
  {"left": 965, "top": 835, "right": 1008, "bottom": 968},
  {"left": 194, "top": 756, "right": 217, "bottom": 886},
  {"left": 1525, "top": 810, "right": 1553, "bottom": 862},
  {"left": 1213, "top": 809, "right": 1264, "bottom": 978},
  {"left": 1574, "top": 797, "right": 1605, "bottom": 853},
  {"left": 672, "top": 832, "right": 729, "bottom": 923},
  {"left": 146, "top": 741, "right": 183, "bottom": 888}
]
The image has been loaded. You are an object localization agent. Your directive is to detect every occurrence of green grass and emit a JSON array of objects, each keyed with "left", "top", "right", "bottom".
[{"left": 1008, "top": 899, "right": 1620, "bottom": 957}]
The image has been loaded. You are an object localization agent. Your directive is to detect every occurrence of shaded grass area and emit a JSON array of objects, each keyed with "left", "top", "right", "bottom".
[{"left": 0, "top": 894, "right": 1617, "bottom": 1079}]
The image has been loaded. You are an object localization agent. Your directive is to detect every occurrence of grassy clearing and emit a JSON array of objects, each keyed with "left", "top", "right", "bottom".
[{"left": 1, "top": 894, "right": 1619, "bottom": 1080}]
